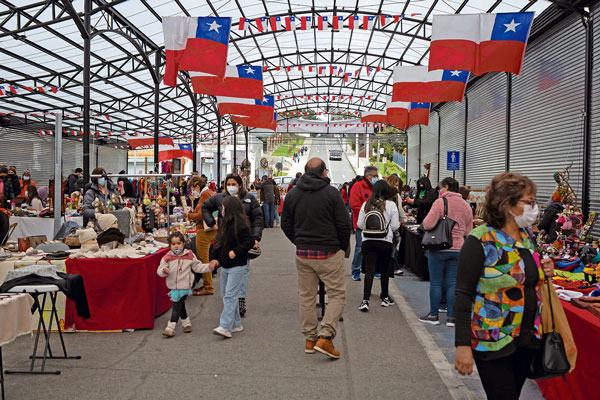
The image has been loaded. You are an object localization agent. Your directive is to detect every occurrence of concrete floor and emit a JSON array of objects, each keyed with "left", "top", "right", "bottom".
[{"left": 3, "top": 229, "right": 468, "bottom": 400}]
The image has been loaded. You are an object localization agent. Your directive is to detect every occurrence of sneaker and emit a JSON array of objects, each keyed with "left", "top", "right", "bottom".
[
  {"left": 381, "top": 297, "right": 395, "bottom": 307},
  {"left": 232, "top": 325, "right": 244, "bottom": 333},
  {"left": 358, "top": 300, "right": 369, "bottom": 312},
  {"left": 314, "top": 337, "right": 340, "bottom": 359},
  {"left": 305, "top": 339, "right": 317, "bottom": 354},
  {"left": 212, "top": 326, "right": 232, "bottom": 338},
  {"left": 352, "top": 273, "right": 361, "bottom": 281},
  {"left": 439, "top": 306, "right": 448, "bottom": 313},
  {"left": 239, "top": 298, "right": 247, "bottom": 318},
  {"left": 446, "top": 317, "right": 456, "bottom": 327},
  {"left": 418, "top": 313, "right": 440, "bottom": 325},
  {"left": 374, "top": 273, "right": 381, "bottom": 279},
  {"left": 394, "top": 269, "right": 404, "bottom": 276}
]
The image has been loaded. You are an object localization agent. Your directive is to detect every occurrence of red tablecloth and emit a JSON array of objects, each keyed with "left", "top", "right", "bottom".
[
  {"left": 64, "top": 249, "right": 171, "bottom": 331},
  {"left": 537, "top": 300, "right": 600, "bottom": 399}
]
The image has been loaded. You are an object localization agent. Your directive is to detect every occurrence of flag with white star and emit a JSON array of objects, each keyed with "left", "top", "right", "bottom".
[
  {"left": 392, "top": 66, "right": 469, "bottom": 102},
  {"left": 429, "top": 12, "right": 534, "bottom": 75},
  {"left": 190, "top": 65, "right": 263, "bottom": 98}
]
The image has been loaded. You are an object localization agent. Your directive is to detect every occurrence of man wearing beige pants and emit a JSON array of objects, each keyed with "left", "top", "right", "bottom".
[{"left": 282, "top": 158, "right": 351, "bottom": 359}]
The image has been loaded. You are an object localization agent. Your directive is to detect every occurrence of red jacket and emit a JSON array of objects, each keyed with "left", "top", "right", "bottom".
[
  {"left": 340, "top": 188, "right": 348, "bottom": 204},
  {"left": 349, "top": 178, "right": 373, "bottom": 229}
]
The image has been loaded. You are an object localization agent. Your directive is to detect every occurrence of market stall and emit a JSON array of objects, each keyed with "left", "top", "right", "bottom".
[
  {"left": 9, "top": 216, "right": 83, "bottom": 241},
  {"left": 403, "top": 225, "right": 429, "bottom": 280}
]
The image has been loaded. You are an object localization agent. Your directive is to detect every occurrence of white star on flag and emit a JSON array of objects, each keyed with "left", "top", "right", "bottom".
[
  {"left": 450, "top": 70, "right": 461, "bottom": 76},
  {"left": 503, "top": 19, "right": 520, "bottom": 33},
  {"left": 245, "top": 67, "right": 255, "bottom": 74},
  {"left": 208, "top": 20, "right": 222, "bottom": 32}
]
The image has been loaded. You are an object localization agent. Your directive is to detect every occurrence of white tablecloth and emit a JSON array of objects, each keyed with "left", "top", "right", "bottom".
[
  {"left": 9, "top": 216, "right": 84, "bottom": 241},
  {"left": 0, "top": 293, "right": 34, "bottom": 346}
]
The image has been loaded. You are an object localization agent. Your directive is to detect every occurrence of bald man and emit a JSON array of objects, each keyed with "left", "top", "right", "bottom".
[{"left": 281, "top": 157, "right": 351, "bottom": 359}]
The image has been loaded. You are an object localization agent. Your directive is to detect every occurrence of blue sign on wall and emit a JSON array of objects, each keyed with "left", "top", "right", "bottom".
[{"left": 447, "top": 151, "right": 460, "bottom": 171}]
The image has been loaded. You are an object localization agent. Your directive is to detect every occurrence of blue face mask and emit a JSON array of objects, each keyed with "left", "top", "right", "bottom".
[
  {"left": 371, "top": 177, "right": 379, "bottom": 185},
  {"left": 172, "top": 248, "right": 183, "bottom": 255},
  {"left": 98, "top": 178, "right": 105, "bottom": 186}
]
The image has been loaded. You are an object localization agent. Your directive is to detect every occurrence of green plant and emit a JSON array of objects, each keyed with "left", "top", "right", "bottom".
[{"left": 272, "top": 145, "right": 300, "bottom": 157}]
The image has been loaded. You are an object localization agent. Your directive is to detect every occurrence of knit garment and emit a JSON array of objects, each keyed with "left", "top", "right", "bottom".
[
  {"left": 77, "top": 228, "right": 97, "bottom": 243},
  {"left": 97, "top": 213, "right": 118, "bottom": 232}
]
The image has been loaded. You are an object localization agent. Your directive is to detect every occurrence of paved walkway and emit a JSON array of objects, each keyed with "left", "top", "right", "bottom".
[{"left": 4, "top": 229, "right": 470, "bottom": 400}]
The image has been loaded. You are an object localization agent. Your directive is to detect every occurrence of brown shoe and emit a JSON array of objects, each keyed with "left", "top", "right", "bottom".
[
  {"left": 314, "top": 337, "right": 340, "bottom": 359},
  {"left": 193, "top": 289, "right": 214, "bottom": 296},
  {"left": 183, "top": 326, "right": 192, "bottom": 333},
  {"left": 305, "top": 339, "right": 317, "bottom": 354}
]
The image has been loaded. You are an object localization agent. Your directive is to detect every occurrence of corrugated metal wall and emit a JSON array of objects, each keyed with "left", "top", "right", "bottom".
[
  {"left": 465, "top": 73, "right": 507, "bottom": 190},
  {"left": 406, "top": 125, "right": 420, "bottom": 186},
  {"left": 510, "top": 12, "right": 586, "bottom": 203},
  {"left": 438, "top": 101, "right": 466, "bottom": 185},
  {"left": 420, "top": 113, "right": 440, "bottom": 186}
]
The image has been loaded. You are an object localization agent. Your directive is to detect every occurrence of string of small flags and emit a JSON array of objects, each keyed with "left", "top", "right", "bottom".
[
  {"left": 264, "top": 65, "right": 382, "bottom": 81},
  {"left": 1, "top": 111, "right": 126, "bottom": 121},
  {"left": 37, "top": 129, "right": 222, "bottom": 142},
  {"left": 279, "top": 110, "right": 361, "bottom": 116},
  {"left": 239, "top": 14, "right": 422, "bottom": 32},
  {"left": 277, "top": 122, "right": 384, "bottom": 128},
  {"left": 0, "top": 85, "right": 60, "bottom": 96},
  {"left": 275, "top": 94, "right": 374, "bottom": 101}
]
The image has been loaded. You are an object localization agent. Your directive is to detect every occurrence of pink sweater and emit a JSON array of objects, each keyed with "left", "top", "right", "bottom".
[{"left": 422, "top": 191, "right": 473, "bottom": 250}]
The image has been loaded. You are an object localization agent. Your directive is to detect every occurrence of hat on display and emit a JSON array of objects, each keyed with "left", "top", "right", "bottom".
[
  {"left": 97, "top": 213, "right": 118, "bottom": 232},
  {"left": 77, "top": 228, "right": 97, "bottom": 244}
]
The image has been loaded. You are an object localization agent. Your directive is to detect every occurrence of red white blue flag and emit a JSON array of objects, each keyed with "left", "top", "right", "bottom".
[
  {"left": 392, "top": 66, "right": 469, "bottom": 102},
  {"left": 408, "top": 102, "right": 430, "bottom": 127},
  {"left": 255, "top": 17, "right": 266, "bottom": 31},
  {"left": 285, "top": 16, "right": 297, "bottom": 31},
  {"left": 386, "top": 97, "right": 410, "bottom": 129},
  {"left": 349, "top": 15, "right": 360, "bottom": 30},
  {"left": 361, "top": 109, "right": 387, "bottom": 124},
  {"left": 318, "top": 16, "right": 328, "bottom": 30},
  {"left": 162, "top": 16, "right": 231, "bottom": 86},
  {"left": 190, "top": 65, "right": 263, "bottom": 99},
  {"left": 301, "top": 16, "right": 312, "bottom": 30},
  {"left": 239, "top": 18, "right": 250, "bottom": 31},
  {"left": 217, "top": 95, "right": 274, "bottom": 118},
  {"left": 333, "top": 16, "right": 344, "bottom": 30},
  {"left": 159, "top": 144, "right": 194, "bottom": 161},
  {"left": 430, "top": 12, "right": 534, "bottom": 75},
  {"left": 363, "top": 16, "right": 375, "bottom": 30}
]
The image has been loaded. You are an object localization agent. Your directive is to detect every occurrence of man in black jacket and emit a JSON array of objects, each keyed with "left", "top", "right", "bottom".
[
  {"left": 257, "top": 175, "right": 275, "bottom": 228},
  {"left": 67, "top": 168, "right": 83, "bottom": 196},
  {"left": 281, "top": 157, "right": 351, "bottom": 360},
  {"left": 406, "top": 176, "right": 438, "bottom": 224},
  {"left": 118, "top": 170, "right": 135, "bottom": 198}
]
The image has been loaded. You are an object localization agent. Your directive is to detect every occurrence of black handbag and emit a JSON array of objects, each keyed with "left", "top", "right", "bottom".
[
  {"left": 527, "top": 279, "right": 571, "bottom": 380},
  {"left": 421, "top": 197, "right": 456, "bottom": 251}
]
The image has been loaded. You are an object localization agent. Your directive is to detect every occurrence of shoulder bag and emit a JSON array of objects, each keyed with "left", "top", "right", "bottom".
[{"left": 421, "top": 197, "right": 456, "bottom": 251}]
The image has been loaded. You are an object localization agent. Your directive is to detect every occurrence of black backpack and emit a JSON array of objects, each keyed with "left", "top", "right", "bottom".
[{"left": 363, "top": 201, "right": 389, "bottom": 238}]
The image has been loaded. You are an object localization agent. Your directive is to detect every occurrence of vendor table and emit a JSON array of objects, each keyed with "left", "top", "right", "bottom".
[
  {"left": 0, "top": 293, "right": 34, "bottom": 400},
  {"left": 404, "top": 228, "right": 429, "bottom": 280},
  {"left": 537, "top": 300, "right": 599, "bottom": 399},
  {"left": 8, "top": 216, "right": 83, "bottom": 241},
  {"left": 64, "top": 248, "right": 171, "bottom": 331}
]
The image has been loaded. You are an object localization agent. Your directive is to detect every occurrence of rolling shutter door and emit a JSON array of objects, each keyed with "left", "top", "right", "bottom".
[
  {"left": 590, "top": 4, "right": 600, "bottom": 236},
  {"left": 406, "top": 126, "right": 420, "bottom": 185},
  {"left": 420, "top": 114, "right": 439, "bottom": 186},
  {"left": 510, "top": 12, "right": 585, "bottom": 203},
  {"left": 95, "top": 146, "right": 128, "bottom": 174},
  {"left": 438, "top": 101, "right": 466, "bottom": 185},
  {"left": 465, "top": 73, "right": 507, "bottom": 190}
]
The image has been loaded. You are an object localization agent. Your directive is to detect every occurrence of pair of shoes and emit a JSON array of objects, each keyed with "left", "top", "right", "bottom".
[
  {"left": 374, "top": 273, "right": 381, "bottom": 279},
  {"left": 439, "top": 306, "right": 448, "bottom": 313},
  {"left": 213, "top": 326, "right": 232, "bottom": 338},
  {"left": 239, "top": 298, "right": 247, "bottom": 317},
  {"left": 162, "top": 321, "right": 176, "bottom": 337},
  {"left": 418, "top": 313, "right": 440, "bottom": 325},
  {"left": 358, "top": 300, "right": 369, "bottom": 312},
  {"left": 394, "top": 269, "right": 404, "bottom": 276},
  {"left": 305, "top": 339, "right": 318, "bottom": 354},
  {"left": 352, "top": 273, "right": 361, "bottom": 281},
  {"left": 193, "top": 289, "right": 214, "bottom": 296},
  {"left": 232, "top": 325, "right": 244, "bottom": 333},
  {"left": 446, "top": 317, "right": 456, "bottom": 327},
  {"left": 182, "top": 318, "right": 192, "bottom": 333},
  {"left": 381, "top": 297, "right": 395, "bottom": 307},
  {"left": 314, "top": 336, "right": 340, "bottom": 359}
]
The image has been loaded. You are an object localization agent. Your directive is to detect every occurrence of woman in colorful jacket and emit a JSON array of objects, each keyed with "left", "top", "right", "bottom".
[{"left": 454, "top": 172, "right": 554, "bottom": 400}]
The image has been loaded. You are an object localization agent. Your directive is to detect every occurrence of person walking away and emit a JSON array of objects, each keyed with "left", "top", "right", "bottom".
[
  {"left": 209, "top": 196, "right": 255, "bottom": 338},
  {"left": 340, "top": 182, "right": 350, "bottom": 213},
  {"left": 186, "top": 176, "right": 217, "bottom": 296},
  {"left": 272, "top": 179, "right": 282, "bottom": 227},
  {"left": 67, "top": 168, "right": 83, "bottom": 196},
  {"left": 202, "top": 174, "right": 263, "bottom": 317},
  {"left": 281, "top": 158, "right": 351, "bottom": 359},
  {"left": 157, "top": 232, "right": 215, "bottom": 337},
  {"left": 454, "top": 172, "right": 555, "bottom": 399},
  {"left": 25, "top": 185, "right": 44, "bottom": 212},
  {"left": 418, "top": 177, "right": 473, "bottom": 326},
  {"left": 288, "top": 172, "right": 302, "bottom": 191},
  {"left": 349, "top": 166, "right": 379, "bottom": 281},
  {"left": 385, "top": 175, "right": 408, "bottom": 276},
  {"left": 257, "top": 175, "right": 275, "bottom": 228},
  {"left": 405, "top": 177, "right": 438, "bottom": 224},
  {"left": 356, "top": 181, "right": 400, "bottom": 312}
]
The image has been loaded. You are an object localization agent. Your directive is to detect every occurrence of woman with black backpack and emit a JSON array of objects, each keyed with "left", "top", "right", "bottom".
[{"left": 356, "top": 180, "right": 400, "bottom": 312}]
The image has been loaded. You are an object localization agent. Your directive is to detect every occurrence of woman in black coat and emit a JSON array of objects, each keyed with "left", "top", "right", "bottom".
[{"left": 406, "top": 177, "right": 438, "bottom": 224}]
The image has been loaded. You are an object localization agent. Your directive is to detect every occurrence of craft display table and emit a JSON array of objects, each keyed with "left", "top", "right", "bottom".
[{"left": 8, "top": 216, "right": 83, "bottom": 241}]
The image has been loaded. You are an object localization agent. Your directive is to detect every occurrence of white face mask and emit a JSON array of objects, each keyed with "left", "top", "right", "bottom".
[
  {"left": 191, "top": 190, "right": 200, "bottom": 199},
  {"left": 227, "top": 186, "right": 239, "bottom": 196},
  {"left": 512, "top": 204, "right": 539, "bottom": 228}
]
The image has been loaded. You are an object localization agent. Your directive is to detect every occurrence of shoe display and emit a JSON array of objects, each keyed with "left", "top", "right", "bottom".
[
  {"left": 305, "top": 339, "right": 317, "bottom": 354},
  {"left": 352, "top": 273, "right": 361, "bottom": 281},
  {"left": 418, "top": 313, "right": 440, "bottom": 325},
  {"left": 239, "top": 298, "right": 247, "bottom": 317},
  {"left": 212, "top": 326, "right": 232, "bottom": 338},
  {"left": 381, "top": 297, "right": 395, "bottom": 307},
  {"left": 374, "top": 273, "right": 381, "bottom": 279},
  {"left": 232, "top": 325, "right": 244, "bottom": 333},
  {"left": 446, "top": 317, "right": 456, "bottom": 327},
  {"left": 314, "top": 337, "right": 340, "bottom": 359},
  {"left": 358, "top": 300, "right": 369, "bottom": 312}
]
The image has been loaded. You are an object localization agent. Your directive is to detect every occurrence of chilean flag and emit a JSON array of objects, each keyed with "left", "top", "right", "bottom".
[
  {"left": 162, "top": 16, "right": 231, "bottom": 87},
  {"left": 363, "top": 16, "right": 375, "bottom": 30},
  {"left": 217, "top": 95, "right": 274, "bottom": 118},
  {"left": 361, "top": 109, "right": 387, "bottom": 124},
  {"left": 233, "top": 111, "right": 277, "bottom": 131},
  {"left": 128, "top": 137, "right": 174, "bottom": 149},
  {"left": 408, "top": 102, "right": 430, "bottom": 127},
  {"left": 333, "top": 16, "right": 344, "bottom": 30},
  {"left": 159, "top": 144, "right": 194, "bottom": 161},
  {"left": 270, "top": 16, "right": 282, "bottom": 31},
  {"left": 301, "top": 16, "right": 312, "bottom": 30},
  {"left": 318, "top": 16, "right": 328, "bottom": 30},
  {"left": 386, "top": 97, "right": 410, "bottom": 129},
  {"left": 239, "top": 18, "right": 250, "bottom": 31},
  {"left": 190, "top": 65, "right": 263, "bottom": 99},
  {"left": 285, "top": 16, "right": 297, "bottom": 31},
  {"left": 255, "top": 17, "right": 266, "bottom": 31},
  {"left": 349, "top": 15, "right": 360, "bottom": 30},
  {"left": 429, "top": 12, "right": 534, "bottom": 76},
  {"left": 392, "top": 66, "right": 469, "bottom": 102}
]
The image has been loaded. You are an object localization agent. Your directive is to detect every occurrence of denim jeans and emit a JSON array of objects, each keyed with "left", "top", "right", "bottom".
[
  {"left": 219, "top": 266, "right": 244, "bottom": 331},
  {"left": 262, "top": 202, "right": 275, "bottom": 227},
  {"left": 351, "top": 229, "right": 363, "bottom": 275},
  {"left": 238, "top": 260, "right": 250, "bottom": 299},
  {"left": 428, "top": 251, "right": 459, "bottom": 317}
]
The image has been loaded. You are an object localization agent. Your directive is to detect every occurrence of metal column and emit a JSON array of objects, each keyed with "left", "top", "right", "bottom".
[
  {"left": 436, "top": 111, "right": 441, "bottom": 181},
  {"left": 153, "top": 50, "right": 160, "bottom": 170},
  {"left": 418, "top": 125, "right": 422, "bottom": 178},
  {"left": 193, "top": 97, "right": 198, "bottom": 172},
  {"left": 82, "top": 0, "right": 91, "bottom": 184},
  {"left": 376, "top": 137, "right": 380, "bottom": 173},
  {"left": 506, "top": 73, "right": 512, "bottom": 171},
  {"left": 217, "top": 117, "right": 222, "bottom": 185},
  {"left": 54, "top": 114, "right": 62, "bottom": 237},
  {"left": 232, "top": 122, "right": 237, "bottom": 173},
  {"left": 463, "top": 95, "right": 468, "bottom": 185},
  {"left": 244, "top": 126, "right": 249, "bottom": 162},
  {"left": 582, "top": 13, "right": 593, "bottom": 218}
]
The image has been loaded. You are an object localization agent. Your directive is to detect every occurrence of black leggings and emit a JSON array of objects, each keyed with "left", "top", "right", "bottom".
[
  {"left": 361, "top": 240, "right": 393, "bottom": 300},
  {"left": 170, "top": 296, "right": 188, "bottom": 323},
  {"left": 474, "top": 347, "right": 537, "bottom": 400}
]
